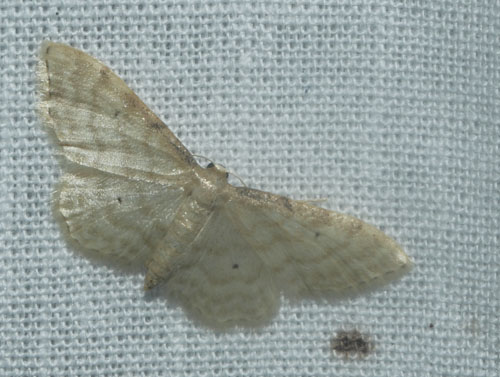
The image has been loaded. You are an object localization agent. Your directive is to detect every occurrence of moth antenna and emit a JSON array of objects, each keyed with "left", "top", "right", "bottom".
[
  {"left": 227, "top": 171, "right": 247, "bottom": 187},
  {"left": 296, "top": 198, "right": 328, "bottom": 205},
  {"left": 192, "top": 154, "right": 218, "bottom": 168}
]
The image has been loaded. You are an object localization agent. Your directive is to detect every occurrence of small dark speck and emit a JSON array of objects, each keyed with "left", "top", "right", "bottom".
[
  {"left": 238, "top": 187, "right": 265, "bottom": 200},
  {"left": 429, "top": 323, "right": 434, "bottom": 329},
  {"left": 150, "top": 122, "right": 163, "bottom": 130},
  {"left": 117, "top": 197, "right": 122, "bottom": 204},
  {"left": 99, "top": 67, "right": 109, "bottom": 77},
  {"left": 330, "top": 330, "right": 373, "bottom": 358},
  {"left": 206, "top": 162, "right": 215, "bottom": 168},
  {"left": 114, "top": 110, "right": 120, "bottom": 118},
  {"left": 232, "top": 264, "right": 239, "bottom": 269},
  {"left": 280, "top": 196, "right": 293, "bottom": 211},
  {"left": 315, "top": 232, "right": 320, "bottom": 238}
]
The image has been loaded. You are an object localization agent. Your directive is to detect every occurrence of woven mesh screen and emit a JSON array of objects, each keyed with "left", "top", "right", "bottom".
[{"left": 1, "top": 1, "right": 498, "bottom": 376}]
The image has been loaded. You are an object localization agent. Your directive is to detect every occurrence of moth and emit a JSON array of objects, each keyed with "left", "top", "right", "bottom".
[{"left": 37, "top": 41, "right": 412, "bottom": 328}]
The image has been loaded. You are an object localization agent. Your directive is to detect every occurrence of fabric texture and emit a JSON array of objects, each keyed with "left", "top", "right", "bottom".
[{"left": 1, "top": 1, "right": 498, "bottom": 376}]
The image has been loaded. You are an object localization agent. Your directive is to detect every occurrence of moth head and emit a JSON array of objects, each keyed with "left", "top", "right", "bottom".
[{"left": 206, "top": 162, "right": 229, "bottom": 180}]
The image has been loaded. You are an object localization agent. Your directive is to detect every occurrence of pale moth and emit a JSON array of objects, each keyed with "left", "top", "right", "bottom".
[{"left": 37, "top": 41, "right": 412, "bottom": 329}]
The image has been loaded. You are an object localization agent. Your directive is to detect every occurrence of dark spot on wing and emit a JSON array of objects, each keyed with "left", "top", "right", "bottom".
[
  {"left": 232, "top": 264, "right": 239, "bottom": 269},
  {"left": 99, "top": 67, "right": 110, "bottom": 79},
  {"left": 330, "top": 330, "right": 373, "bottom": 358},
  {"left": 45, "top": 59, "right": 51, "bottom": 87},
  {"left": 122, "top": 92, "right": 141, "bottom": 110},
  {"left": 168, "top": 141, "right": 196, "bottom": 165},
  {"left": 150, "top": 122, "right": 163, "bottom": 130},
  {"left": 279, "top": 196, "right": 293, "bottom": 211},
  {"left": 237, "top": 187, "right": 266, "bottom": 200},
  {"left": 116, "top": 197, "right": 122, "bottom": 204}
]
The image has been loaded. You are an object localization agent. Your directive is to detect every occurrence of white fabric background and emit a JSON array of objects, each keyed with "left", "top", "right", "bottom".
[{"left": 1, "top": 0, "right": 499, "bottom": 376}]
